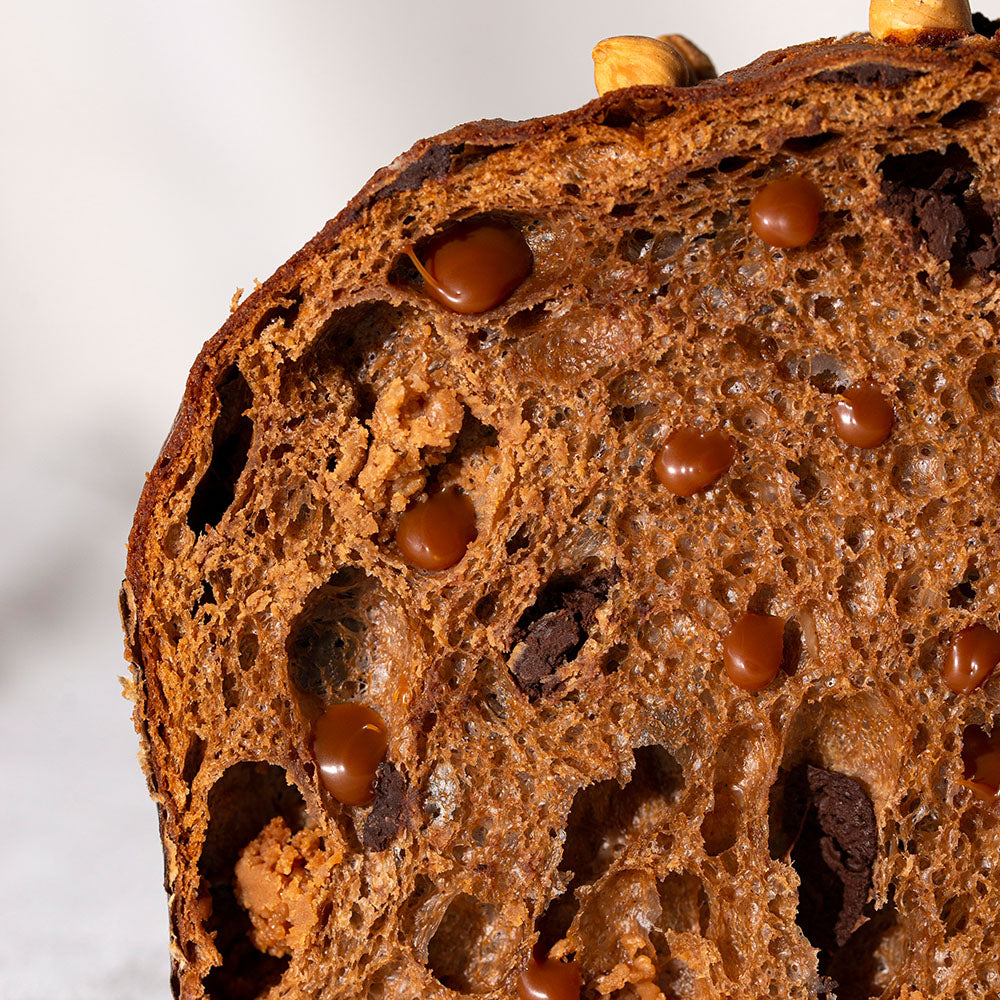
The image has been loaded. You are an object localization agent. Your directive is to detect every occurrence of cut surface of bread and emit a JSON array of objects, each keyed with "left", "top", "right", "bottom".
[{"left": 122, "top": 26, "right": 1000, "bottom": 1000}]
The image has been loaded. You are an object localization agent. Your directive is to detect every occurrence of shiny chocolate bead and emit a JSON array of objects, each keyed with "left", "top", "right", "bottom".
[
  {"left": 724, "top": 612, "right": 784, "bottom": 691},
  {"left": 408, "top": 219, "right": 532, "bottom": 314},
  {"left": 832, "top": 382, "right": 894, "bottom": 448},
  {"left": 960, "top": 724, "right": 1000, "bottom": 799},
  {"left": 944, "top": 625, "right": 1000, "bottom": 694},
  {"left": 517, "top": 954, "right": 581, "bottom": 1000},
  {"left": 750, "top": 176, "right": 823, "bottom": 248},
  {"left": 312, "top": 703, "right": 388, "bottom": 806},
  {"left": 396, "top": 488, "right": 477, "bottom": 571},
  {"left": 653, "top": 426, "right": 735, "bottom": 497}
]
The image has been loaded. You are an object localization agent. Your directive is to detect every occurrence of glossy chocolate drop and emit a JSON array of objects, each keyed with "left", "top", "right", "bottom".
[
  {"left": 396, "top": 487, "right": 477, "bottom": 571},
  {"left": 653, "top": 426, "right": 736, "bottom": 497},
  {"left": 944, "top": 624, "right": 1000, "bottom": 694},
  {"left": 724, "top": 612, "right": 784, "bottom": 691},
  {"left": 960, "top": 724, "right": 1000, "bottom": 799},
  {"left": 750, "top": 176, "right": 823, "bottom": 248},
  {"left": 517, "top": 955, "right": 581, "bottom": 1000},
  {"left": 832, "top": 382, "right": 895, "bottom": 448},
  {"left": 407, "top": 219, "right": 533, "bottom": 314},
  {"left": 312, "top": 703, "right": 388, "bottom": 806}
]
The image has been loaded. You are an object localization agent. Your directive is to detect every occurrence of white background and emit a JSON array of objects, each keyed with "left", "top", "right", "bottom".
[{"left": 0, "top": 1, "right": 969, "bottom": 997}]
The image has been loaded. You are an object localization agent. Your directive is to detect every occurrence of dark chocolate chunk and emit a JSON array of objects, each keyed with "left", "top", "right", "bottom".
[
  {"left": 363, "top": 762, "right": 407, "bottom": 851},
  {"left": 781, "top": 765, "right": 877, "bottom": 958},
  {"left": 879, "top": 144, "right": 1000, "bottom": 279},
  {"left": 968, "top": 210, "right": 1000, "bottom": 273},
  {"left": 813, "top": 974, "right": 839, "bottom": 998},
  {"left": 973, "top": 12, "right": 1000, "bottom": 38},
  {"left": 811, "top": 63, "right": 925, "bottom": 88},
  {"left": 508, "top": 569, "right": 617, "bottom": 699},
  {"left": 380, "top": 144, "right": 459, "bottom": 200}
]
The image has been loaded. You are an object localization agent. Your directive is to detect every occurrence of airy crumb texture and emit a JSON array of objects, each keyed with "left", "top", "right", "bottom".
[{"left": 123, "top": 30, "right": 1000, "bottom": 1000}]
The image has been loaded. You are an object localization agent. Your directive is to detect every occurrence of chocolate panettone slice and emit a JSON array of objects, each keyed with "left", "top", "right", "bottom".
[{"left": 122, "top": 13, "right": 1000, "bottom": 1000}]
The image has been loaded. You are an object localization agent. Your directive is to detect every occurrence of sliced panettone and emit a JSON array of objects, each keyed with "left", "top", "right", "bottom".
[{"left": 123, "top": 14, "right": 1000, "bottom": 1000}]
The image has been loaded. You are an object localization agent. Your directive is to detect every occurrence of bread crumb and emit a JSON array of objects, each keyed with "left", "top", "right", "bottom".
[{"left": 234, "top": 817, "right": 344, "bottom": 957}]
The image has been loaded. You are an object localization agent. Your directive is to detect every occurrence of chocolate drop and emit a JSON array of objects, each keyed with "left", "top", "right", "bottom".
[
  {"left": 517, "top": 954, "right": 581, "bottom": 1000},
  {"left": 960, "top": 724, "right": 1000, "bottom": 799},
  {"left": 945, "top": 624, "right": 1000, "bottom": 694},
  {"left": 396, "top": 488, "right": 477, "bottom": 571},
  {"left": 723, "top": 612, "right": 784, "bottom": 691},
  {"left": 750, "top": 176, "right": 823, "bottom": 248},
  {"left": 832, "top": 382, "right": 894, "bottom": 448},
  {"left": 409, "top": 219, "right": 532, "bottom": 314},
  {"left": 653, "top": 426, "right": 735, "bottom": 496},
  {"left": 312, "top": 703, "right": 388, "bottom": 806}
]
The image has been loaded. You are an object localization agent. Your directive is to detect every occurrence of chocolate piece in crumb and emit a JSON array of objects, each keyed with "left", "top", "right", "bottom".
[
  {"left": 973, "top": 12, "right": 1000, "bottom": 38},
  {"left": 508, "top": 570, "right": 616, "bottom": 699},
  {"left": 879, "top": 145, "right": 1000, "bottom": 278},
  {"left": 381, "top": 144, "right": 460, "bottom": 201},
  {"left": 363, "top": 762, "right": 407, "bottom": 851},
  {"left": 811, "top": 63, "right": 925, "bottom": 88},
  {"left": 784, "top": 765, "right": 877, "bottom": 957}
]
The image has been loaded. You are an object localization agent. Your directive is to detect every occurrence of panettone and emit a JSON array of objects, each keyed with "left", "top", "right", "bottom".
[{"left": 122, "top": 12, "right": 1000, "bottom": 999}]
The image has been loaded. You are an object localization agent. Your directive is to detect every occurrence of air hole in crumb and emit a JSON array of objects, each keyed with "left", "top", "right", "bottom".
[
  {"left": 237, "top": 630, "right": 258, "bottom": 675},
  {"left": 701, "top": 783, "right": 745, "bottom": 855},
  {"left": 656, "top": 872, "right": 710, "bottom": 935},
  {"left": 182, "top": 734, "right": 206, "bottom": 786},
  {"left": 767, "top": 765, "right": 878, "bottom": 981},
  {"left": 823, "top": 892, "right": 901, "bottom": 1000},
  {"left": 164, "top": 521, "right": 186, "bottom": 558},
  {"left": 618, "top": 228, "right": 655, "bottom": 263},
  {"left": 787, "top": 454, "right": 824, "bottom": 505},
  {"left": 426, "top": 893, "right": 519, "bottom": 994},
  {"left": 610, "top": 202, "right": 638, "bottom": 217},
  {"left": 782, "top": 618, "right": 803, "bottom": 676},
  {"left": 782, "top": 131, "right": 842, "bottom": 155},
  {"left": 809, "top": 354, "right": 850, "bottom": 395},
  {"left": 192, "top": 581, "right": 216, "bottom": 621},
  {"left": 505, "top": 523, "right": 532, "bottom": 555},
  {"left": 842, "top": 235, "right": 864, "bottom": 266},
  {"left": 507, "top": 301, "right": 550, "bottom": 335},
  {"left": 718, "top": 155, "right": 750, "bottom": 173},
  {"left": 602, "top": 643, "right": 629, "bottom": 674},
  {"left": 939, "top": 100, "right": 988, "bottom": 128},
  {"left": 187, "top": 366, "right": 254, "bottom": 533},
  {"left": 968, "top": 354, "right": 1000, "bottom": 412},
  {"left": 303, "top": 301, "right": 407, "bottom": 384},
  {"left": 443, "top": 409, "right": 499, "bottom": 472},
  {"left": 535, "top": 745, "right": 682, "bottom": 952},
  {"left": 949, "top": 565, "right": 979, "bottom": 608},
  {"left": 201, "top": 763, "right": 305, "bottom": 1000},
  {"left": 285, "top": 568, "right": 374, "bottom": 701},
  {"left": 474, "top": 594, "right": 498, "bottom": 623},
  {"left": 250, "top": 293, "right": 302, "bottom": 339}
]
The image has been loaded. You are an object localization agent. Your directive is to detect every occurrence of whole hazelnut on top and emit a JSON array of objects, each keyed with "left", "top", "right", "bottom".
[
  {"left": 592, "top": 35, "right": 690, "bottom": 95},
  {"left": 869, "top": 0, "right": 973, "bottom": 43}
]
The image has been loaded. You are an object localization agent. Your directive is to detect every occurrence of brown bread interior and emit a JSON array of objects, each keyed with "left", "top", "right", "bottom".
[{"left": 122, "top": 30, "right": 1000, "bottom": 1000}]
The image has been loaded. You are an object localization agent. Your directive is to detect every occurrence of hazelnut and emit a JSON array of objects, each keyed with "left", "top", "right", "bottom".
[
  {"left": 592, "top": 35, "right": 689, "bottom": 96},
  {"left": 869, "top": 0, "right": 973, "bottom": 43},
  {"left": 657, "top": 34, "right": 716, "bottom": 81}
]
